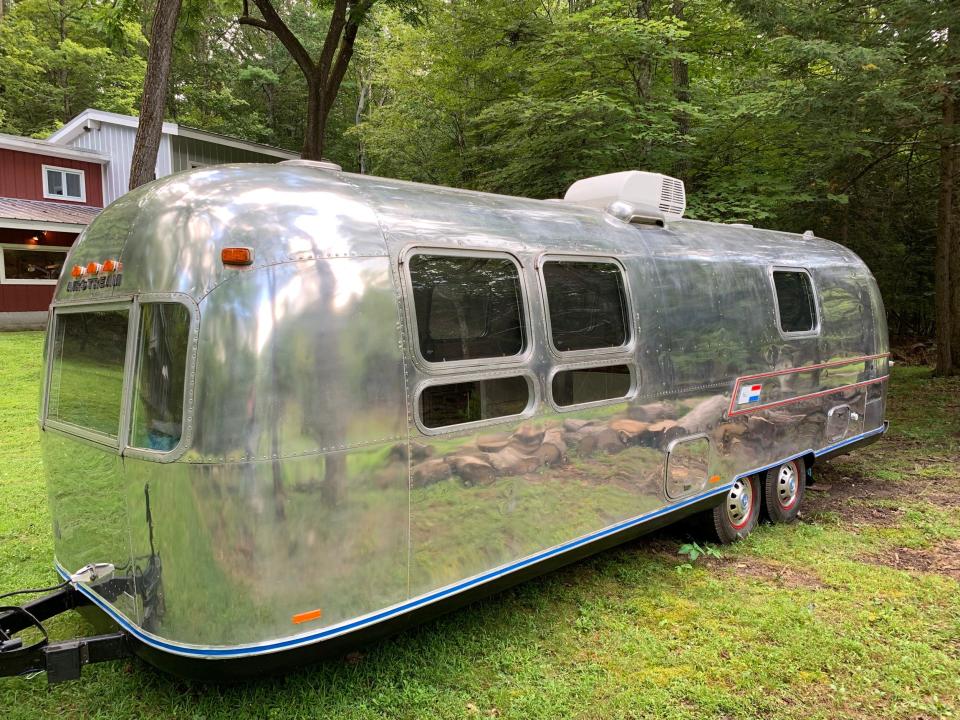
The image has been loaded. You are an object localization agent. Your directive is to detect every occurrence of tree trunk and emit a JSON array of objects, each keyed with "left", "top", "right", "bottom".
[
  {"left": 303, "top": 80, "right": 326, "bottom": 160},
  {"left": 952, "top": 108, "right": 960, "bottom": 363},
  {"left": 240, "top": 0, "right": 372, "bottom": 162},
  {"left": 671, "top": 0, "right": 690, "bottom": 180},
  {"left": 355, "top": 72, "right": 369, "bottom": 174},
  {"left": 935, "top": 26, "right": 959, "bottom": 376},
  {"left": 129, "top": 0, "right": 182, "bottom": 191}
]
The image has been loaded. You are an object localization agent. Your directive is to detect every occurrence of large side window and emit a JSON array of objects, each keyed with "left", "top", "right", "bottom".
[
  {"left": 772, "top": 269, "right": 817, "bottom": 334},
  {"left": 130, "top": 303, "right": 191, "bottom": 451},
  {"left": 47, "top": 309, "right": 130, "bottom": 439},
  {"left": 420, "top": 376, "right": 530, "bottom": 429},
  {"left": 408, "top": 253, "right": 526, "bottom": 363},
  {"left": 542, "top": 260, "right": 629, "bottom": 352}
]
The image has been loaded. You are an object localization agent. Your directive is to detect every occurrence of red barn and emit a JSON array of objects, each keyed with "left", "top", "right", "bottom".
[{"left": 0, "top": 133, "right": 106, "bottom": 329}]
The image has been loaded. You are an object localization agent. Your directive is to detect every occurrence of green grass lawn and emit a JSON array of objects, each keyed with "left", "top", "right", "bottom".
[{"left": 1, "top": 330, "right": 958, "bottom": 719}]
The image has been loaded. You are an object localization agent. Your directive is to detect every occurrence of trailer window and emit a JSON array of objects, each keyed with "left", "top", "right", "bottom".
[
  {"left": 773, "top": 270, "right": 817, "bottom": 334},
  {"left": 409, "top": 254, "right": 526, "bottom": 362},
  {"left": 552, "top": 365, "right": 631, "bottom": 407},
  {"left": 420, "top": 376, "right": 529, "bottom": 429},
  {"left": 131, "top": 303, "right": 191, "bottom": 451},
  {"left": 542, "top": 260, "right": 628, "bottom": 352},
  {"left": 47, "top": 309, "right": 129, "bottom": 438}
]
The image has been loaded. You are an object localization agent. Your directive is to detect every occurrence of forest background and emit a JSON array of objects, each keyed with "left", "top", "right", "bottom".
[{"left": 1, "top": 0, "right": 956, "bottom": 346}]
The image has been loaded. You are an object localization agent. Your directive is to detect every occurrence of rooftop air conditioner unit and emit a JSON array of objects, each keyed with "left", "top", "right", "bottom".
[{"left": 564, "top": 171, "right": 686, "bottom": 221}]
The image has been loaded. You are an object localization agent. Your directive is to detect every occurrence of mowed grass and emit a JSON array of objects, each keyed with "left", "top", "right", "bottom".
[{"left": 1, "top": 330, "right": 958, "bottom": 719}]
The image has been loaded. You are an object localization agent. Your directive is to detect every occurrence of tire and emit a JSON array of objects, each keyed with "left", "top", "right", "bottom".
[
  {"left": 762, "top": 458, "right": 806, "bottom": 523},
  {"left": 708, "top": 474, "right": 761, "bottom": 543}
]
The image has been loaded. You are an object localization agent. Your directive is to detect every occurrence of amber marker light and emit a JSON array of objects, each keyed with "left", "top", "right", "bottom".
[
  {"left": 102, "top": 259, "right": 119, "bottom": 273},
  {"left": 222, "top": 247, "right": 254, "bottom": 266},
  {"left": 86, "top": 261, "right": 102, "bottom": 275},
  {"left": 70, "top": 265, "right": 85, "bottom": 278},
  {"left": 709, "top": 475, "right": 722, "bottom": 484},
  {"left": 291, "top": 608, "right": 323, "bottom": 625}
]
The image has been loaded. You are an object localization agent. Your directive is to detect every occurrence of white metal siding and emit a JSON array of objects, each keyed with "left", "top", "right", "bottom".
[
  {"left": 65, "top": 124, "right": 170, "bottom": 206},
  {"left": 64, "top": 124, "right": 287, "bottom": 206},
  {"left": 170, "top": 136, "right": 282, "bottom": 172}
]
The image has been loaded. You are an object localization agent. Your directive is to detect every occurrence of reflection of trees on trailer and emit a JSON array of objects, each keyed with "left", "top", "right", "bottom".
[{"left": 2, "top": 165, "right": 888, "bottom": 682}]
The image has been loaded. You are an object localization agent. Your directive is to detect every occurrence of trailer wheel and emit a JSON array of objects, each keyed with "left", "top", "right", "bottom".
[
  {"left": 763, "top": 458, "right": 805, "bottom": 523},
  {"left": 709, "top": 474, "right": 760, "bottom": 543}
]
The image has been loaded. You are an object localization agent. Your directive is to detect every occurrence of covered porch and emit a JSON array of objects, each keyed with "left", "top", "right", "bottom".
[{"left": 0, "top": 198, "right": 100, "bottom": 330}]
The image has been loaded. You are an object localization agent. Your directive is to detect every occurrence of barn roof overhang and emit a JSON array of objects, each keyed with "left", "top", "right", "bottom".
[
  {"left": 0, "top": 133, "right": 109, "bottom": 165},
  {"left": 0, "top": 197, "right": 99, "bottom": 233}
]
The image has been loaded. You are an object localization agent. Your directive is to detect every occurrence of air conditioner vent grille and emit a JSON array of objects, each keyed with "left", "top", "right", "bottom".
[{"left": 659, "top": 177, "right": 686, "bottom": 216}]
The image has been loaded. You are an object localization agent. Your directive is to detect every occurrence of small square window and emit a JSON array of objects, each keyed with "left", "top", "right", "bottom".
[
  {"left": 552, "top": 365, "right": 632, "bottom": 407},
  {"left": 43, "top": 165, "right": 86, "bottom": 202},
  {"left": 420, "top": 376, "right": 529, "bottom": 429},
  {"left": 772, "top": 269, "right": 817, "bottom": 334}
]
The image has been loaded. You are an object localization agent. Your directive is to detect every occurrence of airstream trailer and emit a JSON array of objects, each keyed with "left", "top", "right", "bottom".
[{"left": 0, "top": 164, "right": 888, "bottom": 682}]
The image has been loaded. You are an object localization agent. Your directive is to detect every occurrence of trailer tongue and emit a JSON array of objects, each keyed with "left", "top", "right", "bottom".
[
  {"left": 0, "top": 563, "right": 154, "bottom": 683},
  {"left": 0, "top": 586, "right": 129, "bottom": 683}
]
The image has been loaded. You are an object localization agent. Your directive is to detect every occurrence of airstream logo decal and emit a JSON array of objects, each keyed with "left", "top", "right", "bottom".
[
  {"left": 66, "top": 274, "right": 123, "bottom": 292},
  {"left": 737, "top": 383, "right": 763, "bottom": 405}
]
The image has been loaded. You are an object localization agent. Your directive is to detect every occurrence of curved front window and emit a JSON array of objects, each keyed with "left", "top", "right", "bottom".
[
  {"left": 131, "top": 303, "right": 191, "bottom": 451},
  {"left": 45, "top": 298, "right": 193, "bottom": 455},
  {"left": 47, "top": 308, "right": 130, "bottom": 439}
]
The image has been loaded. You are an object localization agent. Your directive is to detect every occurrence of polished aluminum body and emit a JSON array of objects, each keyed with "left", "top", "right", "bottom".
[{"left": 39, "top": 164, "right": 889, "bottom": 660}]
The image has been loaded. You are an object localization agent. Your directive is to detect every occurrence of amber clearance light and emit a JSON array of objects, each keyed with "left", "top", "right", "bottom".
[
  {"left": 70, "top": 265, "right": 85, "bottom": 278},
  {"left": 86, "top": 261, "right": 102, "bottom": 275},
  {"left": 222, "top": 247, "right": 254, "bottom": 266},
  {"left": 102, "top": 259, "right": 120, "bottom": 273}
]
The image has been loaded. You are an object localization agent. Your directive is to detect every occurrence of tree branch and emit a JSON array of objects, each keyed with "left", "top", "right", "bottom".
[
  {"left": 318, "top": 0, "right": 349, "bottom": 80},
  {"left": 324, "top": 0, "right": 377, "bottom": 105},
  {"left": 241, "top": 0, "right": 315, "bottom": 78},
  {"left": 325, "top": 20, "right": 360, "bottom": 108},
  {"left": 238, "top": 15, "right": 271, "bottom": 31}
]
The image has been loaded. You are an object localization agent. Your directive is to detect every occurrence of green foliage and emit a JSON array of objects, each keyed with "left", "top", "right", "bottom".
[
  {"left": 0, "top": 0, "right": 145, "bottom": 136},
  {"left": 0, "top": 0, "right": 954, "bottom": 327},
  {"left": 678, "top": 541, "right": 722, "bottom": 563}
]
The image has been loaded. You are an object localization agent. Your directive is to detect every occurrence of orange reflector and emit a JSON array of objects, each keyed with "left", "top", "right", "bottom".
[
  {"left": 709, "top": 474, "right": 722, "bottom": 484},
  {"left": 70, "top": 265, "right": 84, "bottom": 278},
  {"left": 86, "top": 261, "right": 102, "bottom": 275},
  {"left": 222, "top": 247, "right": 253, "bottom": 266},
  {"left": 291, "top": 608, "right": 323, "bottom": 625},
  {"left": 102, "top": 259, "right": 119, "bottom": 273}
]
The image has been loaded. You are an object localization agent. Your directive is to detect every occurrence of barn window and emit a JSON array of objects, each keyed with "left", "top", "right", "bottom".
[
  {"left": 552, "top": 364, "right": 632, "bottom": 407},
  {"left": 542, "top": 259, "right": 629, "bottom": 352},
  {"left": 408, "top": 253, "right": 527, "bottom": 363},
  {"left": 772, "top": 269, "right": 818, "bottom": 334},
  {"left": 420, "top": 376, "right": 530, "bottom": 429},
  {"left": 42, "top": 165, "right": 86, "bottom": 202},
  {"left": 0, "top": 248, "right": 67, "bottom": 284},
  {"left": 130, "top": 303, "right": 191, "bottom": 452}
]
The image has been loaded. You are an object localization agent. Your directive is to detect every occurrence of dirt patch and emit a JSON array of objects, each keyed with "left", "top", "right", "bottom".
[
  {"left": 709, "top": 557, "right": 825, "bottom": 589},
  {"left": 805, "top": 448, "right": 960, "bottom": 529},
  {"left": 803, "top": 471, "right": 908, "bottom": 528},
  {"left": 861, "top": 540, "right": 960, "bottom": 581}
]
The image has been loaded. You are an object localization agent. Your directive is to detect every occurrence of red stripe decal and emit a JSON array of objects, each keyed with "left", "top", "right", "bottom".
[{"left": 727, "top": 353, "right": 890, "bottom": 418}]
